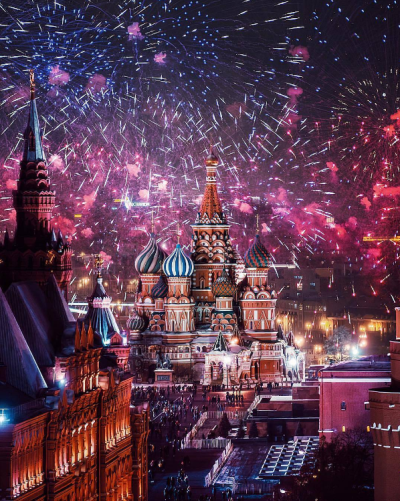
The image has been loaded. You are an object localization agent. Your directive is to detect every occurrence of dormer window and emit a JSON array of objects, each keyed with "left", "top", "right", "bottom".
[{"left": 29, "top": 130, "right": 35, "bottom": 151}]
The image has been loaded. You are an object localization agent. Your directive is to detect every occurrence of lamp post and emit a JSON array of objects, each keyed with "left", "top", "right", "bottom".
[{"left": 223, "top": 355, "right": 231, "bottom": 389}]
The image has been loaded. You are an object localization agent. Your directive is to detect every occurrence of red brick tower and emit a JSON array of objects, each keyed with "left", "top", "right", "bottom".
[
  {"left": 370, "top": 307, "right": 400, "bottom": 501},
  {"left": 0, "top": 70, "right": 72, "bottom": 296}
]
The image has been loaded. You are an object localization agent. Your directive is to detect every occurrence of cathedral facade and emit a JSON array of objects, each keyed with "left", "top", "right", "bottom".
[
  {"left": 0, "top": 73, "right": 149, "bottom": 501},
  {"left": 129, "top": 152, "right": 304, "bottom": 385}
]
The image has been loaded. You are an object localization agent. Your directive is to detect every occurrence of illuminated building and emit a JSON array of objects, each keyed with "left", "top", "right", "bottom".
[
  {"left": 369, "top": 307, "right": 400, "bottom": 501},
  {"left": 0, "top": 74, "right": 149, "bottom": 500},
  {"left": 319, "top": 356, "right": 390, "bottom": 442},
  {"left": 129, "top": 151, "right": 304, "bottom": 384}
]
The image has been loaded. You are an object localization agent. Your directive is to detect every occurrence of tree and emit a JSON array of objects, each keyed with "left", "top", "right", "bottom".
[
  {"left": 237, "top": 419, "right": 245, "bottom": 438},
  {"left": 217, "top": 413, "right": 232, "bottom": 438},
  {"left": 248, "top": 421, "right": 259, "bottom": 438},
  {"left": 324, "top": 326, "right": 353, "bottom": 361},
  {"left": 295, "top": 422, "right": 304, "bottom": 437}
]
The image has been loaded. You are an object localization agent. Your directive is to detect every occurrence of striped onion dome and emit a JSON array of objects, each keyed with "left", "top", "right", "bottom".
[
  {"left": 135, "top": 233, "right": 167, "bottom": 274},
  {"left": 151, "top": 275, "right": 168, "bottom": 299},
  {"left": 244, "top": 234, "right": 272, "bottom": 269},
  {"left": 162, "top": 244, "right": 194, "bottom": 278},
  {"left": 127, "top": 311, "right": 147, "bottom": 332},
  {"left": 212, "top": 268, "right": 236, "bottom": 297}
]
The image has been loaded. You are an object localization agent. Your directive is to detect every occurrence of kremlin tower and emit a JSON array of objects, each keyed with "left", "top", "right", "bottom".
[{"left": 0, "top": 70, "right": 72, "bottom": 296}]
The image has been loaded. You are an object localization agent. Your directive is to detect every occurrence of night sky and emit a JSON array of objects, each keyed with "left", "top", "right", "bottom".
[{"left": 1, "top": 0, "right": 400, "bottom": 304}]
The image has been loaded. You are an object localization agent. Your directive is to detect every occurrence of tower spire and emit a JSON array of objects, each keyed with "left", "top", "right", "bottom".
[
  {"left": 23, "top": 69, "right": 45, "bottom": 163},
  {"left": 198, "top": 148, "right": 225, "bottom": 223}
]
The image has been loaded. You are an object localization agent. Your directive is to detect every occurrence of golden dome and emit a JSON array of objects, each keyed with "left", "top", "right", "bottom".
[{"left": 205, "top": 152, "right": 219, "bottom": 167}]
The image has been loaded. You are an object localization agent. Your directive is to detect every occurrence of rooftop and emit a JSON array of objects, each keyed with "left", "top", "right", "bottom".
[{"left": 320, "top": 355, "right": 390, "bottom": 374}]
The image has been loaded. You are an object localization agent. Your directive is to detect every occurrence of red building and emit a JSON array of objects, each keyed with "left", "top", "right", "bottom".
[
  {"left": 369, "top": 307, "right": 400, "bottom": 501},
  {"left": 0, "top": 73, "right": 149, "bottom": 500},
  {"left": 319, "top": 357, "right": 390, "bottom": 442}
]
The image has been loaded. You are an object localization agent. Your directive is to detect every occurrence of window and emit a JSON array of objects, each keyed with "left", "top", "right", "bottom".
[
  {"left": 341, "top": 401, "right": 346, "bottom": 411},
  {"left": 310, "top": 282, "right": 316, "bottom": 290},
  {"left": 342, "top": 425, "right": 346, "bottom": 432}
]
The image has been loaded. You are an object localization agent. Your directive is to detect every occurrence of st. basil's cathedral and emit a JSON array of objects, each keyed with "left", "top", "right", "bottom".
[{"left": 129, "top": 150, "right": 304, "bottom": 385}]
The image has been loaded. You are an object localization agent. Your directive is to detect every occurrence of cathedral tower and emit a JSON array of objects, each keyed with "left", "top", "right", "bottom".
[
  {"left": 0, "top": 70, "right": 72, "bottom": 295},
  {"left": 163, "top": 241, "right": 195, "bottom": 336},
  {"left": 240, "top": 228, "right": 278, "bottom": 339},
  {"left": 191, "top": 150, "right": 238, "bottom": 323}
]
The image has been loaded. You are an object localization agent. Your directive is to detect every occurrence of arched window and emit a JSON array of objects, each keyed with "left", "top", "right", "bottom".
[{"left": 199, "top": 277, "right": 205, "bottom": 289}]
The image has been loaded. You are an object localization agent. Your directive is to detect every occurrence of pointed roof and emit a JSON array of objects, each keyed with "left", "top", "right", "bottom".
[
  {"left": 0, "top": 289, "right": 47, "bottom": 398},
  {"left": 198, "top": 150, "right": 226, "bottom": 224},
  {"left": 84, "top": 271, "right": 120, "bottom": 344},
  {"left": 5, "top": 281, "right": 55, "bottom": 367},
  {"left": 23, "top": 70, "right": 45, "bottom": 163},
  {"left": 212, "top": 329, "right": 229, "bottom": 352}
]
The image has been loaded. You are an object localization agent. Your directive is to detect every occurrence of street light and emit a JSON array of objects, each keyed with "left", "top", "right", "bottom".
[{"left": 223, "top": 355, "right": 231, "bottom": 389}]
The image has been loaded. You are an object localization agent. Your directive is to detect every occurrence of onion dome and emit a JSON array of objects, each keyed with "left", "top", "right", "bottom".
[
  {"left": 135, "top": 233, "right": 167, "bottom": 274},
  {"left": 244, "top": 234, "right": 272, "bottom": 269},
  {"left": 205, "top": 152, "right": 219, "bottom": 167},
  {"left": 212, "top": 268, "right": 236, "bottom": 297},
  {"left": 163, "top": 244, "right": 194, "bottom": 278},
  {"left": 151, "top": 275, "right": 168, "bottom": 299},
  {"left": 127, "top": 310, "right": 147, "bottom": 332}
]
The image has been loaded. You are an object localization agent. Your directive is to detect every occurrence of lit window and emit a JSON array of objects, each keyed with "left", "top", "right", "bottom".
[
  {"left": 367, "top": 426, "right": 370, "bottom": 432},
  {"left": 342, "top": 425, "right": 346, "bottom": 432}
]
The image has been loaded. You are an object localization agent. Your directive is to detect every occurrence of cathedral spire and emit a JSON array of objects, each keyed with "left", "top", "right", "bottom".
[
  {"left": 198, "top": 148, "right": 225, "bottom": 224},
  {"left": 23, "top": 69, "right": 45, "bottom": 163}
]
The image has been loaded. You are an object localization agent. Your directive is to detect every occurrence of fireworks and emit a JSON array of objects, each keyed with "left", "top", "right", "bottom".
[{"left": 0, "top": 0, "right": 399, "bottom": 305}]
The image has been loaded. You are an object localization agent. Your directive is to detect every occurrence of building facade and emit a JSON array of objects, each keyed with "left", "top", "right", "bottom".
[
  {"left": 319, "top": 357, "right": 390, "bottom": 442},
  {"left": 129, "top": 152, "right": 304, "bottom": 385},
  {"left": 369, "top": 307, "right": 400, "bottom": 501},
  {"left": 0, "top": 74, "right": 149, "bottom": 501}
]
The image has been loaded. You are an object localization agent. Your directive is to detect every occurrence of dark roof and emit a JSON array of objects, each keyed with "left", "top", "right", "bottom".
[
  {"left": 321, "top": 356, "right": 390, "bottom": 373},
  {"left": 6, "top": 281, "right": 54, "bottom": 366},
  {"left": 212, "top": 330, "right": 229, "bottom": 352},
  {"left": 84, "top": 275, "right": 120, "bottom": 343},
  {"left": 0, "top": 289, "right": 47, "bottom": 398},
  {"left": 5, "top": 276, "right": 76, "bottom": 360}
]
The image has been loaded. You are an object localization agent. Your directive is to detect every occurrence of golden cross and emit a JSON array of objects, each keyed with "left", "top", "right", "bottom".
[
  {"left": 151, "top": 210, "right": 155, "bottom": 233},
  {"left": 256, "top": 214, "right": 260, "bottom": 234},
  {"left": 177, "top": 222, "right": 181, "bottom": 244}
]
